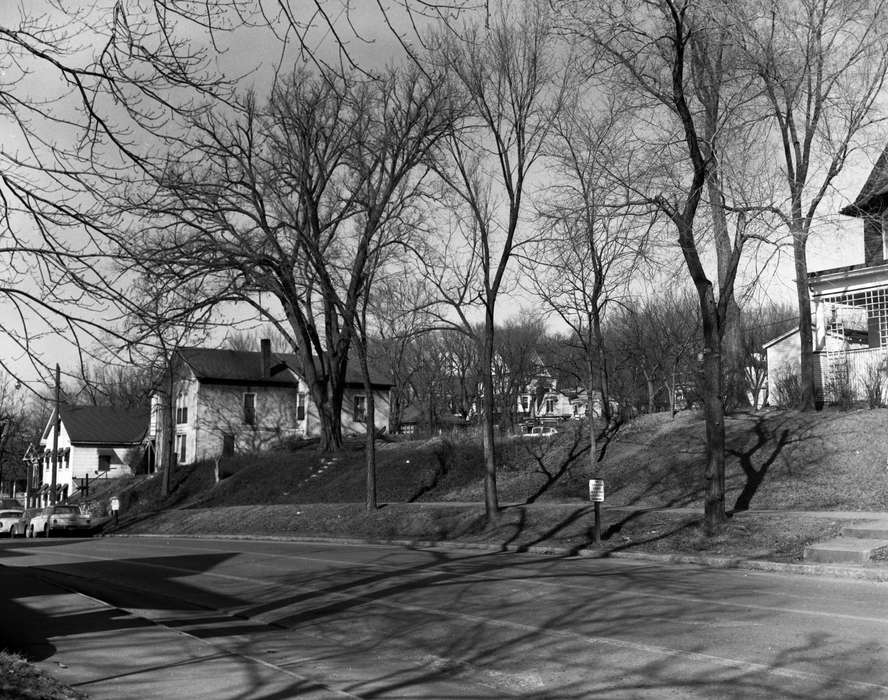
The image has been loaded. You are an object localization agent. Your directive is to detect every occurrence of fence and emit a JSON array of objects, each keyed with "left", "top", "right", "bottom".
[{"left": 814, "top": 347, "right": 888, "bottom": 404}]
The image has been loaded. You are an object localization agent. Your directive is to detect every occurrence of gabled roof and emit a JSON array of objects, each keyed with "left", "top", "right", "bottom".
[
  {"left": 177, "top": 347, "right": 298, "bottom": 386},
  {"left": 840, "top": 143, "right": 888, "bottom": 216},
  {"left": 43, "top": 405, "right": 149, "bottom": 446},
  {"left": 176, "top": 346, "right": 393, "bottom": 387},
  {"left": 762, "top": 326, "right": 799, "bottom": 350}
]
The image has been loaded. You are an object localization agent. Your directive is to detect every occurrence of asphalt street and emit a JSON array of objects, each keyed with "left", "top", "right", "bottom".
[{"left": 1, "top": 536, "right": 888, "bottom": 698}]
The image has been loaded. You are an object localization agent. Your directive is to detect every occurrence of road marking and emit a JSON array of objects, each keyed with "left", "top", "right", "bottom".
[{"left": 13, "top": 542, "right": 888, "bottom": 694}]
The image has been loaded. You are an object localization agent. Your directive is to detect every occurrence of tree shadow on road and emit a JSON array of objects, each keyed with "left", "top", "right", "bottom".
[{"left": 4, "top": 537, "right": 886, "bottom": 699}]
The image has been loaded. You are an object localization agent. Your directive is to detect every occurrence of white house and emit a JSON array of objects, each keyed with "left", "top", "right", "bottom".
[
  {"left": 37, "top": 405, "right": 149, "bottom": 504},
  {"left": 150, "top": 340, "right": 393, "bottom": 465},
  {"left": 765, "top": 142, "right": 888, "bottom": 405}
]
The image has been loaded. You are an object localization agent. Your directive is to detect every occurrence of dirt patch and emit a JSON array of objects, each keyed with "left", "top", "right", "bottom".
[{"left": 0, "top": 651, "right": 86, "bottom": 700}]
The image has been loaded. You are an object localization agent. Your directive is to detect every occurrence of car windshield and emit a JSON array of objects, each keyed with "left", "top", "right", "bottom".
[
  {"left": 0, "top": 511, "right": 21, "bottom": 518},
  {"left": 52, "top": 506, "right": 80, "bottom": 514}
]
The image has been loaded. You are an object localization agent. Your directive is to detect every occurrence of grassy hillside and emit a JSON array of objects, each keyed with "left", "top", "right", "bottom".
[
  {"left": 112, "top": 409, "right": 888, "bottom": 561},
  {"left": 123, "top": 408, "right": 888, "bottom": 514}
]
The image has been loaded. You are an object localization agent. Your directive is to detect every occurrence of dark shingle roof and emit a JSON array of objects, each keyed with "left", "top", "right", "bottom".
[
  {"left": 176, "top": 346, "right": 393, "bottom": 387},
  {"left": 59, "top": 406, "right": 148, "bottom": 445},
  {"left": 841, "top": 143, "right": 888, "bottom": 216}
]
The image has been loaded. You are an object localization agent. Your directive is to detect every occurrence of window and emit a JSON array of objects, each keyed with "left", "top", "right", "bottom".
[
  {"left": 98, "top": 455, "right": 111, "bottom": 472},
  {"left": 222, "top": 433, "right": 235, "bottom": 458},
  {"left": 545, "top": 398, "right": 556, "bottom": 414},
  {"left": 176, "top": 435, "right": 187, "bottom": 463},
  {"left": 520, "top": 395, "right": 529, "bottom": 412},
  {"left": 175, "top": 394, "right": 188, "bottom": 424},
  {"left": 353, "top": 395, "right": 367, "bottom": 422},
  {"left": 243, "top": 393, "right": 256, "bottom": 426},
  {"left": 297, "top": 393, "right": 306, "bottom": 421}
]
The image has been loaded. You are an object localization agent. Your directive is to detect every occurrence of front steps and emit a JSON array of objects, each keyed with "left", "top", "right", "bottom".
[{"left": 805, "top": 520, "right": 888, "bottom": 564}]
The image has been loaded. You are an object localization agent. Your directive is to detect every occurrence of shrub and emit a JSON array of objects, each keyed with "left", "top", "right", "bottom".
[
  {"left": 771, "top": 365, "right": 802, "bottom": 408},
  {"left": 862, "top": 358, "right": 888, "bottom": 408},
  {"left": 825, "top": 368, "right": 854, "bottom": 410}
]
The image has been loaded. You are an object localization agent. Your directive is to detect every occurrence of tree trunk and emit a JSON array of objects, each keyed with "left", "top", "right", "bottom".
[
  {"left": 481, "top": 316, "right": 500, "bottom": 521},
  {"left": 592, "top": 313, "right": 612, "bottom": 424},
  {"left": 311, "top": 379, "right": 343, "bottom": 452},
  {"left": 160, "top": 388, "right": 174, "bottom": 497},
  {"left": 587, "top": 354, "right": 597, "bottom": 473},
  {"left": 698, "top": 286, "right": 727, "bottom": 533},
  {"left": 793, "top": 229, "right": 817, "bottom": 410},
  {"left": 705, "top": 124, "right": 748, "bottom": 414},
  {"left": 356, "top": 337, "right": 377, "bottom": 512},
  {"left": 721, "top": 299, "right": 747, "bottom": 412}
]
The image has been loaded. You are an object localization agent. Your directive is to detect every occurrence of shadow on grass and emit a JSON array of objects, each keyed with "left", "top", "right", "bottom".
[
  {"left": 730, "top": 416, "right": 791, "bottom": 513},
  {"left": 521, "top": 421, "right": 627, "bottom": 505}
]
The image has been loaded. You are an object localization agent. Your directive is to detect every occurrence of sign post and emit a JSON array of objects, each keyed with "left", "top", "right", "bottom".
[
  {"left": 110, "top": 496, "right": 120, "bottom": 526},
  {"left": 588, "top": 479, "right": 605, "bottom": 544}
]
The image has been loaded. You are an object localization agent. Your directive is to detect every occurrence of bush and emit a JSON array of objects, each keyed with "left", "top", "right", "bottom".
[
  {"left": 825, "top": 368, "right": 854, "bottom": 410},
  {"left": 862, "top": 358, "right": 888, "bottom": 408},
  {"left": 771, "top": 365, "right": 802, "bottom": 408}
]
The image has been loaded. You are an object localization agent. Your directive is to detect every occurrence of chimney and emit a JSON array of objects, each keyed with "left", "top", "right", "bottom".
[{"left": 260, "top": 338, "right": 271, "bottom": 378}]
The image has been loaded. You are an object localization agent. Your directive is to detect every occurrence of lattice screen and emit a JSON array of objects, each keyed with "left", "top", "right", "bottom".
[{"left": 818, "top": 289, "right": 888, "bottom": 347}]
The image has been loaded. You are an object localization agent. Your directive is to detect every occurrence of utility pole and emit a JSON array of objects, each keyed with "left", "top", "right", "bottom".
[{"left": 50, "top": 363, "right": 60, "bottom": 505}]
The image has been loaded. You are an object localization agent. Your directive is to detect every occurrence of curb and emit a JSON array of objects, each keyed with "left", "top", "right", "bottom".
[{"left": 111, "top": 532, "right": 888, "bottom": 582}]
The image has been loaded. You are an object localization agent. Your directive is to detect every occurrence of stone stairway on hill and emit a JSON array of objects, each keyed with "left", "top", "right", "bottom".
[{"left": 805, "top": 520, "right": 888, "bottom": 564}]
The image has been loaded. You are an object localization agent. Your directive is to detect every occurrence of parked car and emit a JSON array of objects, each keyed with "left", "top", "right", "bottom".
[
  {"left": 0, "top": 509, "right": 24, "bottom": 538},
  {"left": 523, "top": 426, "right": 558, "bottom": 438},
  {"left": 25, "top": 505, "right": 92, "bottom": 538}
]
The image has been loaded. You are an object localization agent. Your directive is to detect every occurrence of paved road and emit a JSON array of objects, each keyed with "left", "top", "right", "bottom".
[{"left": 2, "top": 536, "right": 888, "bottom": 699}]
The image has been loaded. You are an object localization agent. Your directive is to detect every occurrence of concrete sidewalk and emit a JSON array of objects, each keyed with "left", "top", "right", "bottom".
[
  {"left": 0, "top": 565, "right": 353, "bottom": 699},
  {"left": 394, "top": 501, "right": 888, "bottom": 520}
]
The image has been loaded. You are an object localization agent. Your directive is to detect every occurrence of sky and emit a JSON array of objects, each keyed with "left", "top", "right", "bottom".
[{"left": 0, "top": 0, "right": 880, "bottom": 394}]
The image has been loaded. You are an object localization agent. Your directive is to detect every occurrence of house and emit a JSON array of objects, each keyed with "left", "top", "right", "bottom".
[
  {"left": 35, "top": 405, "right": 149, "bottom": 504},
  {"left": 150, "top": 340, "right": 392, "bottom": 465},
  {"left": 767, "top": 143, "right": 888, "bottom": 404},
  {"left": 516, "top": 362, "right": 612, "bottom": 424}
]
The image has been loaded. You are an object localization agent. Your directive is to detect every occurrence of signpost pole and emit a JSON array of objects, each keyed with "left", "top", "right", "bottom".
[
  {"left": 50, "top": 364, "right": 60, "bottom": 505},
  {"left": 593, "top": 501, "right": 601, "bottom": 544},
  {"left": 589, "top": 478, "right": 604, "bottom": 545}
]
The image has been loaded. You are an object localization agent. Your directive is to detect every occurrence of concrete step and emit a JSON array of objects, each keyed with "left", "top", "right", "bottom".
[
  {"left": 805, "top": 537, "right": 888, "bottom": 564},
  {"left": 843, "top": 521, "right": 888, "bottom": 539}
]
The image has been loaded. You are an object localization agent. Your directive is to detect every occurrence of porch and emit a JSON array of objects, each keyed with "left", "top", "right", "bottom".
[{"left": 809, "top": 261, "right": 888, "bottom": 405}]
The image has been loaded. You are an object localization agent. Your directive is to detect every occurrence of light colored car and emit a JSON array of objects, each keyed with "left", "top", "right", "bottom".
[
  {"left": 523, "top": 426, "right": 558, "bottom": 438},
  {"left": 0, "top": 509, "right": 24, "bottom": 538},
  {"left": 26, "top": 505, "right": 92, "bottom": 538}
]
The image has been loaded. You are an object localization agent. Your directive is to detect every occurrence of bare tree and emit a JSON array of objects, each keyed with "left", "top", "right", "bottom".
[
  {"left": 736, "top": 0, "right": 888, "bottom": 410},
  {"left": 529, "top": 90, "right": 652, "bottom": 467},
  {"left": 0, "top": 3, "right": 244, "bottom": 387},
  {"left": 493, "top": 314, "right": 547, "bottom": 431},
  {"left": 565, "top": 0, "right": 767, "bottom": 531},
  {"left": 120, "top": 63, "right": 452, "bottom": 452},
  {"left": 741, "top": 299, "right": 799, "bottom": 408},
  {"left": 608, "top": 290, "right": 701, "bottom": 414},
  {"left": 419, "top": 0, "right": 564, "bottom": 519}
]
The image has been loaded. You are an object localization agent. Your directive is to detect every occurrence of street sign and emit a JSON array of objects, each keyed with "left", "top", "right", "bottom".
[
  {"left": 588, "top": 479, "right": 605, "bottom": 502},
  {"left": 110, "top": 497, "right": 120, "bottom": 512}
]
